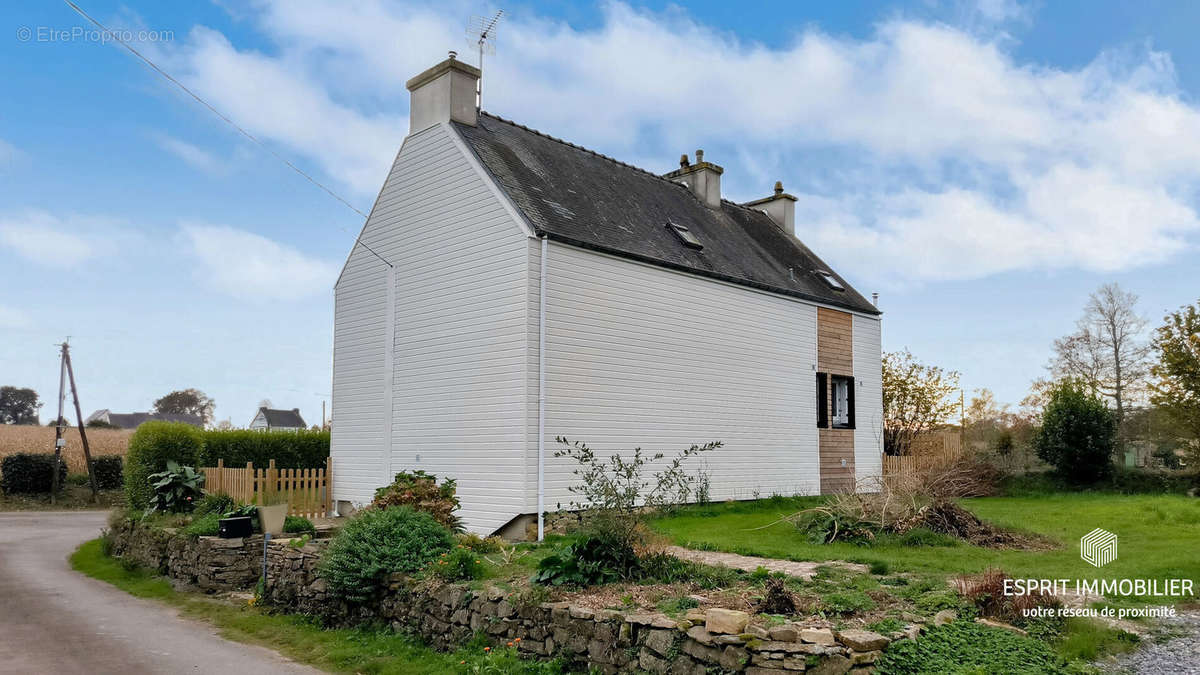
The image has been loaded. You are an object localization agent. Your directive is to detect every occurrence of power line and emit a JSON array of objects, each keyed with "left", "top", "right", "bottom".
[{"left": 61, "top": 0, "right": 393, "bottom": 268}]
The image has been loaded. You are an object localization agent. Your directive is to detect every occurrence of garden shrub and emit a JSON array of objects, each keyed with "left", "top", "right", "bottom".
[
  {"left": 371, "top": 470, "right": 464, "bottom": 531},
  {"left": 67, "top": 473, "right": 91, "bottom": 486},
  {"left": 125, "top": 422, "right": 203, "bottom": 509},
  {"left": 193, "top": 493, "right": 236, "bottom": 517},
  {"left": 532, "top": 534, "right": 640, "bottom": 586},
  {"left": 91, "top": 456, "right": 124, "bottom": 490},
  {"left": 283, "top": 515, "right": 315, "bottom": 535},
  {"left": 953, "top": 568, "right": 1062, "bottom": 627},
  {"left": 146, "top": 461, "right": 205, "bottom": 514},
  {"left": 457, "top": 532, "right": 504, "bottom": 553},
  {"left": 0, "top": 453, "right": 68, "bottom": 494},
  {"left": 1034, "top": 381, "right": 1117, "bottom": 485},
  {"left": 319, "top": 506, "right": 454, "bottom": 603},
  {"left": 196, "top": 429, "right": 329, "bottom": 470},
  {"left": 427, "top": 546, "right": 484, "bottom": 582},
  {"left": 875, "top": 620, "right": 1068, "bottom": 674}
]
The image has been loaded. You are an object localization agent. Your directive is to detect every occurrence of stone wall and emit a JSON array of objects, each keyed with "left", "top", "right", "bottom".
[
  {"left": 111, "top": 520, "right": 263, "bottom": 592},
  {"left": 113, "top": 523, "right": 898, "bottom": 674}
]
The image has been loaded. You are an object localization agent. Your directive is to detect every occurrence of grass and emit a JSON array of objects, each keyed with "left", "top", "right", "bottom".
[
  {"left": 70, "top": 538, "right": 566, "bottom": 674},
  {"left": 649, "top": 493, "right": 1200, "bottom": 603},
  {"left": 0, "top": 485, "right": 125, "bottom": 511}
]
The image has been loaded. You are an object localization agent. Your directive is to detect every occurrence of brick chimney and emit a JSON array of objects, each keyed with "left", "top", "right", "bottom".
[
  {"left": 743, "top": 181, "right": 797, "bottom": 235},
  {"left": 663, "top": 149, "right": 723, "bottom": 209},
  {"left": 406, "top": 52, "right": 481, "bottom": 134}
]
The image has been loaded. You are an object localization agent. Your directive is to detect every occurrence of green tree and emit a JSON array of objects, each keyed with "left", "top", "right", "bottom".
[
  {"left": 0, "top": 386, "right": 41, "bottom": 425},
  {"left": 882, "top": 349, "right": 961, "bottom": 456},
  {"left": 153, "top": 388, "right": 215, "bottom": 425},
  {"left": 1150, "top": 300, "right": 1200, "bottom": 446},
  {"left": 1034, "top": 380, "right": 1117, "bottom": 484}
]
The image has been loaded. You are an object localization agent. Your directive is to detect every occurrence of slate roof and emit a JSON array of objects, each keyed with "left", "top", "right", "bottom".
[
  {"left": 453, "top": 113, "right": 880, "bottom": 315},
  {"left": 257, "top": 407, "right": 306, "bottom": 429},
  {"left": 87, "top": 409, "right": 204, "bottom": 429}
]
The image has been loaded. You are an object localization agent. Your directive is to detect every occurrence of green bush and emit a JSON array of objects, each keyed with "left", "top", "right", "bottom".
[
  {"left": 146, "top": 461, "right": 205, "bottom": 514},
  {"left": 125, "top": 422, "right": 203, "bottom": 509},
  {"left": 193, "top": 493, "right": 236, "bottom": 517},
  {"left": 1034, "top": 381, "right": 1117, "bottom": 485},
  {"left": 197, "top": 429, "right": 329, "bottom": 469},
  {"left": 876, "top": 620, "right": 1068, "bottom": 674},
  {"left": 283, "top": 515, "right": 315, "bottom": 534},
  {"left": 427, "top": 546, "right": 484, "bottom": 582},
  {"left": 371, "top": 470, "right": 463, "bottom": 532},
  {"left": 91, "top": 456, "right": 124, "bottom": 490},
  {"left": 1, "top": 453, "right": 68, "bottom": 494},
  {"left": 319, "top": 506, "right": 454, "bottom": 604},
  {"left": 67, "top": 473, "right": 91, "bottom": 486},
  {"left": 532, "top": 534, "right": 640, "bottom": 587}
]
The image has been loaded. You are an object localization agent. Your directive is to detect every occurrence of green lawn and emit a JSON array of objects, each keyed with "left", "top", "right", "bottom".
[
  {"left": 650, "top": 493, "right": 1200, "bottom": 603},
  {"left": 70, "top": 539, "right": 564, "bottom": 675}
]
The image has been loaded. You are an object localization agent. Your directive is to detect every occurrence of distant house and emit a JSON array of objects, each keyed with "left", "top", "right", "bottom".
[
  {"left": 85, "top": 409, "right": 204, "bottom": 429},
  {"left": 249, "top": 407, "right": 307, "bottom": 431}
]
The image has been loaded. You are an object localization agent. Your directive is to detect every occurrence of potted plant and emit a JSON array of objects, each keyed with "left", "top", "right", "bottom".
[{"left": 258, "top": 494, "right": 289, "bottom": 535}]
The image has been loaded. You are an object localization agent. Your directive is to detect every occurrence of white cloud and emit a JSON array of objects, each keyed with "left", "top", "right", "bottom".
[
  {"left": 0, "top": 305, "right": 32, "bottom": 329},
  {"left": 150, "top": 1, "right": 1200, "bottom": 286},
  {"left": 182, "top": 223, "right": 339, "bottom": 301},
  {"left": 152, "top": 132, "right": 221, "bottom": 173},
  {"left": 0, "top": 211, "right": 98, "bottom": 266}
]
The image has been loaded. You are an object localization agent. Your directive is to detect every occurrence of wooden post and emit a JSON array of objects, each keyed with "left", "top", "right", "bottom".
[
  {"left": 247, "top": 461, "right": 254, "bottom": 505},
  {"left": 268, "top": 459, "right": 277, "bottom": 507},
  {"left": 50, "top": 343, "right": 68, "bottom": 504},
  {"left": 325, "top": 455, "right": 332, "bottom": 517},
  {"left": 63, "top": 344, "right": 99, "bottom": 502}
]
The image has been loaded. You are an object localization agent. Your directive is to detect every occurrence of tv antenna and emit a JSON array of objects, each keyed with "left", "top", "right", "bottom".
[{"left": 466, "top": 9, "right": 503, "bottom": 109}]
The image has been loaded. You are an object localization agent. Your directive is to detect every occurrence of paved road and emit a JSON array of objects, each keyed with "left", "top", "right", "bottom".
[{"left": 0, "top": 511, "right": 319, "bottom": 675}]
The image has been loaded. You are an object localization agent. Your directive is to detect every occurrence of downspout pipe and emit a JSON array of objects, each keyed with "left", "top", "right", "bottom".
[{"left": 537, "top": 235, "right": 548, "bottom": 541}]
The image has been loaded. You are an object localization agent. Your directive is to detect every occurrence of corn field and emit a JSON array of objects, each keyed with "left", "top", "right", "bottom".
[{"left": 0, "top": 424, "right": 131, "bottom": 473}]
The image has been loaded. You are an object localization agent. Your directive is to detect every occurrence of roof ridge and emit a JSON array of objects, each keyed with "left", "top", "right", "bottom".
[{"left": 479, "top": 111, "right": 692, "bottom": 192}]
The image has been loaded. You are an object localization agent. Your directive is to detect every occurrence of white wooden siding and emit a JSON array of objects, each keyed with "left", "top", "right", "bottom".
[
  {"left": 537, "top": 242, "right": 821, "bottom": 506},
  {"left": 852, "top": 315, "right": 884, "bottom": 483},
  {"left": 332, "top": 123, "right": 530, "bottom": 533}
]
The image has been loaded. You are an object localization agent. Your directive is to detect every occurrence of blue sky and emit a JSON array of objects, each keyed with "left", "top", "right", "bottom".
[{"left": 2, "top": 0, "right": 1198, "bottom": 426}]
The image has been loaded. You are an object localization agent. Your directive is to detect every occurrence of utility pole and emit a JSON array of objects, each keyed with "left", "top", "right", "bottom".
[
  {"left": 50, "top": 342, "right": 68, "bottom": 504},
  {"left": 63, "top": 343, "right": 99, "bottom": 502}
]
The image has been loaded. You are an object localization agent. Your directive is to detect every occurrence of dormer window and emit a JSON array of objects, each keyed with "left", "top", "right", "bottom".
[
  {"left": 817, "top": 271, "right": 844, "bottom": 291},
  {"left": 667, "top": 222, "right": 703, "bottom": 250}
]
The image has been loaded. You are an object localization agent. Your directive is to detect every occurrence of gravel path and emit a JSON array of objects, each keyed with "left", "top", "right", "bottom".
[
  {"left": 1097, "top": 611, "right": 1200, "bottom": 674},
  {"left": 666, "top": 546, "right": 868, "bottom": 579},
  {"left": 0, "top": 511, "right": 319, "bottom": 675}
]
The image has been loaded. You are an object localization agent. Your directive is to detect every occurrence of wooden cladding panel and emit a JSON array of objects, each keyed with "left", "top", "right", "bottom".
[
  {"left": 817, "top": 308, "right": 853, "bottom": 374},
  {"left": 819, "top": 429, "right": 855, "bottom": 494},
  {"left": 818, "top": 307, "right": 855, "bottom": 494}
]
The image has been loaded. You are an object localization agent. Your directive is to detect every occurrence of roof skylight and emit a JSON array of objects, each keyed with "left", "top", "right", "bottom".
[
  {"left": 817, "top": 271, "right": 845, "bottom": 291},
  {"left": 666, "top": 222, "right": 703, "bottom": 250}
]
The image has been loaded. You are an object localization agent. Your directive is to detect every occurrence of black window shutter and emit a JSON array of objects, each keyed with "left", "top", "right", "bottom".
[
  {"left": 846, "top": 376, "right": 856, "bottom": 430},
  {"left": 816, "top": 372, "right": 828, "bottom": 428}
]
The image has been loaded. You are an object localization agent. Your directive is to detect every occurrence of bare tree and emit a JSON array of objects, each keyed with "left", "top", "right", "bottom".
[{"left": 1050, "top": 283, "right": 1150, "bottom": 432}]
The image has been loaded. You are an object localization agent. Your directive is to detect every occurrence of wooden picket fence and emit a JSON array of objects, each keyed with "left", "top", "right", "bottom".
[{"left": 200, "top": 457, "right": 332, "bottom": 519}]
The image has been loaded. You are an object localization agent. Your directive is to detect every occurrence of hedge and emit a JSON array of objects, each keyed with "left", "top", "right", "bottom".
[
  {"left": 1, "top": 453, "right": 69, "bottom": 494},
  {"left": 91, "top": 456, "right": 124, "bottom": 490},
  {"left": 197, "top": 429, "right": 330, "bottom": 470},
  {"left": 125, "top": 422, "right": 204, "bottom": 510},
  {"left": 123, "top": 423, "right": 330, "bottom": 509}
]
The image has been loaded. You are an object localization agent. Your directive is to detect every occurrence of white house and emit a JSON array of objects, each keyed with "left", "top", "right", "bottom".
[
  {"left": 248, "top": 407, "right": 307, "bottom": 431},
  {"left": 331, "top": 55, "right": 883, "bottom": 537}
]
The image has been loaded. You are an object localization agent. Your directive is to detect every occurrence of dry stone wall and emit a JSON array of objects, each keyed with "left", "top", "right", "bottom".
[{"left": 112, "top": 522, "right": 897, "bottom": 674}]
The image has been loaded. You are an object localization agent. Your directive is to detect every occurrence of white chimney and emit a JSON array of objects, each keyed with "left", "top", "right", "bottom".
[
  {"left": 743, "top": 181, "right": 797, "bottom": 235},
  {"left": 663, "top": 149, "right": 723, "bottom": 209},
  {"left": 405, "top": 52, "right": 481, "bottom": 135}
]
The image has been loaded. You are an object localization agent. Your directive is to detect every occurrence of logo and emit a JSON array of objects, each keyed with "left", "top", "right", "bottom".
[{"left": 1081, "top": 528, "right": 1118, "bottom": 567}]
